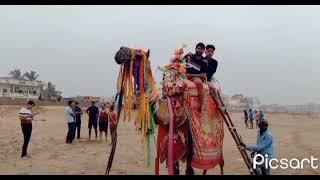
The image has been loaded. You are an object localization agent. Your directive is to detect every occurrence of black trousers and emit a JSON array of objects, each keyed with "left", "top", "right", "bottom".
[
  {"left": 255, "top": 157, "right": 271, "bottom": 175},
  {"left": 21, "top": 123, "right": 32, "bottom": 157},
  {"left": 75, "top": 120, "right": 81, "bottom": 139},
  {"left": 66, "top": 122, "right": 75, "bottom": 143}
]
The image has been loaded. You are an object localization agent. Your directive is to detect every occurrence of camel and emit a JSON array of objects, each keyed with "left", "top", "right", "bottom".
[{"left": 105, "top": 46, "right": 226, "bottom": 175}]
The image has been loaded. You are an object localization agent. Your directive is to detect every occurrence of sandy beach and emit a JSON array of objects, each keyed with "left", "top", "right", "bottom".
[{"left": 0, "top": 105, "right": 319, "bottom": 175}]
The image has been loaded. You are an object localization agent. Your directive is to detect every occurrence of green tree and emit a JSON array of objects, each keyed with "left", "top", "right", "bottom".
[
  {"left": 23, "top": 70, "right": 39, "bottom": 81},
  {"left": 43, "top": 82, "right": 62, "bottom": 101},
  {"left": 8, "top": 69, "right": 23, "bottom": 79}
]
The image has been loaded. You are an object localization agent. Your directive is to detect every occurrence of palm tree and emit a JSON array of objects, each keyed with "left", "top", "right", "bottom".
[
  {"left": 23, "top": 70, "right": 40, "bottom": 81},
  {"left": 8, "top": 69, "right": 22, "bottom": 79},
  {"left": 43, "top": 81, "right": 62, "bottom": 101}
]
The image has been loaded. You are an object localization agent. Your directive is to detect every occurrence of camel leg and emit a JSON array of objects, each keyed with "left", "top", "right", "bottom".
[
  {"left": 219, "top": 159, "right": 224, "bottom": 175},
  {"left": 185, "top": 122, "right": 194, "bottom": 175},
  {"left": 202, "top": 170, "right": 207, "bottom": 175},
  {"left": 185, "top": 142, "right": 194, "bottom": 175},
  {"left": 175, "top": 161, "right": 180, "bottom": 175},
  {"left": 186, "top": 163, "right": 194, "bottom": 175}
]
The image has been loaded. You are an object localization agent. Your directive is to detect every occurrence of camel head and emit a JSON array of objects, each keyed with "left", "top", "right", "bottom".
[{"left": 114, "top": 46, "right": 150, "bottom": 65}]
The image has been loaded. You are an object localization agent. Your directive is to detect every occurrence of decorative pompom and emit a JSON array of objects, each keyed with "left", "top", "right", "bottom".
[{"left": 182, "top": 43, "right": 188, "bottom": 48}]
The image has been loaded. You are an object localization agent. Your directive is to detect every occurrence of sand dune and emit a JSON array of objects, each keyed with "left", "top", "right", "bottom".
[{"left": 0, "top": 105, "right": 319, "bottom": 175}]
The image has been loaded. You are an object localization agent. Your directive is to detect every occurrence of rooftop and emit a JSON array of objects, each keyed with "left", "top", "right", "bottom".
[{"left": 0, "top": 77, "right": 43, "bottom": 87}]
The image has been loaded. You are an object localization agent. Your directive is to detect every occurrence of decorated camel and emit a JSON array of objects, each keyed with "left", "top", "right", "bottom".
[{"left": 106, "top": 46, "right": 256, "bottom": 175}]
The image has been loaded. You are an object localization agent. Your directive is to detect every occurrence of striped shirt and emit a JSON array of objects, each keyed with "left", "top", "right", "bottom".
[{"left": 19, "top": 107, "right": 33, "bottom": 123}]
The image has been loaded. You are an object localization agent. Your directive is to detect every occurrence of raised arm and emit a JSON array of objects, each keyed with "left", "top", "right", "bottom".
[
  {"left": 183, "top": 53, "right": 192, "bottom": 62},
  {"left": 75, "top": 107, "right": 83, "bottom": 115},
  {"left": 246, "top": 135, "right": 273, "bottom": 152}
]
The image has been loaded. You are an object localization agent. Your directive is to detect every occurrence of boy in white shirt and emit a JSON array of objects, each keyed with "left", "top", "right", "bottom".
[
  {"left": 65, "top": 100, "right": 76, "bottom": 144},
  {"left": 19, "top": 101, "right": 39, "bottom": 158}
]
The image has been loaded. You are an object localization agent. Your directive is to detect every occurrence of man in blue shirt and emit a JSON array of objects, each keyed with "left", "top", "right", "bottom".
[
  {"left": 239, "top": 120, "right": 275, "bottom": 175},
  {"left": 248, "top": 109, "right": 254, "bottom": 129}
]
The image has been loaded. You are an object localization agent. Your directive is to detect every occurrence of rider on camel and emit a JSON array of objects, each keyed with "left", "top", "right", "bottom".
[
  {"left": 202, "top": 44, "right": 224, "bottom": 109},
  {"left": 184, "top": 42, "right": 207, "bottom": 111},
  {"left": 203, "top": 44, "right": 218, "bottom": 86}
]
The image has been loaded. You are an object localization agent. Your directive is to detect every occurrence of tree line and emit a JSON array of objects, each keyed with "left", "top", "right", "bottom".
[{"left": 8, "top": 69, "right": 62, "bottom": 101}]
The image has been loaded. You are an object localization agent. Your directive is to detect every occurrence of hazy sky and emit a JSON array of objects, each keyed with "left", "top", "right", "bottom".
[{"left": 0, "top": 5, "right": 319, "bottom": 105}]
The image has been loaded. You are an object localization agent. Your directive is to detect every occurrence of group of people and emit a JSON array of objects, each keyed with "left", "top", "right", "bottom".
[
  {"left": 243, "top": 109, "right": 265, "bottom": 129},
  {"left": 64, "top": 100, "right": 117, "bottom": 144},
  {"left": 17, "top": 100, "right": 118, "bottom": 159}
]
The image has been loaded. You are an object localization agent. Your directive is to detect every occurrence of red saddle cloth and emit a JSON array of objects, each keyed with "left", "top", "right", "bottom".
[
  {"left": 156, "top": 80, "right": 224, "bottom": 172},
  {"left": 157, "top": 122, "right": 188, "bottom": 164},
  {"left": 184, "top": 79, "right": 224, "bottom": 170}
]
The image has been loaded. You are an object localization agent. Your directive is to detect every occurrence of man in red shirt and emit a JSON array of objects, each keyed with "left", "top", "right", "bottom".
[{"left": 108, "top": 105, "right": 118, "bottom": 144}]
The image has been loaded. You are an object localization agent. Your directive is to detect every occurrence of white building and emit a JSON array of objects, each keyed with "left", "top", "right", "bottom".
[
  {"left": 224, "top": 94, "right": 253, "bottom": 111},
  {"left": 0, "top": 77, "right": 44, "bottom": 100}
]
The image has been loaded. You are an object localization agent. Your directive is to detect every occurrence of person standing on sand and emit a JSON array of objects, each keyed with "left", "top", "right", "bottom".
[
  {"left": 65, "top": 100, "right": 76, "bottom": 144},
  {"left": 74, "top": 102, "right": 83, "bottom": 139},
  {"left": 243, "top": 110, "right": 249, "bottom": 128},
  {"left": 254, "top": 110, "right": 259, "bottom": 128},
  {"left": 259, "top": 110, "right": 264, "bottom": 123},
  {"left": 86, "top": 101, "right": 99, "bottom": 140},
  {"left": 108, "top": 105, "right": 117, "bottom": 144},
  {"left": 98, "top": 103, "right": 109, "bottom": 143},
  {"left": 248, "top": 109, "right": 254, "bottom": 129},
  {"left": 19, "top": 100, "right": 39, "bottom": 158}
]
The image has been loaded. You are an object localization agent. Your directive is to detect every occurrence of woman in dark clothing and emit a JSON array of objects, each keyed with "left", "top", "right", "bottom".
[{"left": 99, "top": 103, "right": 109, "bottom": 143}]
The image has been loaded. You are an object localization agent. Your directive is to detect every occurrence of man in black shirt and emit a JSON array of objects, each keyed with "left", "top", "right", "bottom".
[
  {"left": 184, "top": 42, "right": 207, "bottom": 111},
  {"left": 185, "top": 42, "right": 206, "bottom": 75},
  {"left": 74, "top": 102, "right": 83, "bottom": 139},
  {"left": 203, "top": 44, "right": 218, "bottom": 82},
  {"left": 203, "top": 44, "right": 224, "bottom": 109},
  {"left": 86, "top": 101, "right": 99, "bottom": 140}
]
